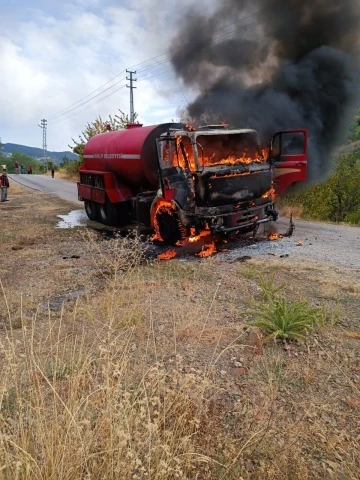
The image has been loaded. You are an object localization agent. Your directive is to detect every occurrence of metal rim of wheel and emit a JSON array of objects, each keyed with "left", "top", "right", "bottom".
[
  {"left": 99, "top": 203, "right": 107, "bottom": 222},
  {"left": 84, "top": 200, "right": 98, "bottom": 221}
]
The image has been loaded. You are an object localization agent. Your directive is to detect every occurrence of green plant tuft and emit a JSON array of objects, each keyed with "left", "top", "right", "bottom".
[{"left": 250, "top": 276, "right": 327, "bottom": 341}]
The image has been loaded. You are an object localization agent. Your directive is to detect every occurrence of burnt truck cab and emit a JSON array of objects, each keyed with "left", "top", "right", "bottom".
[
  {"left": 153, "top": 125, "right": 308, "bottom": 243},
  {"left": 153, "top": 125, "right": 281, "bottom": 242}
]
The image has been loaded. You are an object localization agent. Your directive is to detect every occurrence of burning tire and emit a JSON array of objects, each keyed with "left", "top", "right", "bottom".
[
  {"left": 84, "top": 200, "right": 99, "bottom": 221},
  {"left": 155, "top": 209, "right": 184, "bottom": 245},
  {"left": 98, "top": 198, "right": 119, "bottom": 226}
]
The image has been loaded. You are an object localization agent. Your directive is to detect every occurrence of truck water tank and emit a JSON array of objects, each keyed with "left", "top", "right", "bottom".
[{"left": 83, "top": 123, "right": 184, "bottom": 189}]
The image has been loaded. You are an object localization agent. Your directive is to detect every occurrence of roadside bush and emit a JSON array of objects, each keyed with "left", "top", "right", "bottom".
[
  {"left": 284, "top": 149, "right": 360, "bottom": 224},
  {"left": 345, "top": 209, "right": 360, "bottom": 224},
  {"left": 64, "top": 159, "right": 82, "bottom": 176}
]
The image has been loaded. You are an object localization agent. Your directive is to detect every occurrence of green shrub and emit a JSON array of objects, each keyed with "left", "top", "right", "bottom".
[
  {"left": 345, "top": 209, "right": 360, "bottom": 224},
  {"left": 249, "top": 276, "right": 327, "bottom": 341},
  {"left": 251, "top": 297, "right": 325, "bottom": 341},
  {"left": 283, "top": 149, "right": 360, "bottom": 223},
  {"left": 65, "top": 160, "right": 82, "bottom": 176}
]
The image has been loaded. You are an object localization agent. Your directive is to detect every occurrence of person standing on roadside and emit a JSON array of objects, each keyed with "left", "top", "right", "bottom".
[
  {"left": 51, "top": 165, "right": 55, "bottom": 178},
  {"left": 28, "top": 164, "right": 33, "bottom": 174},
  {"left": 0, "top": 169, "right": 9, "bottom": 202},
  {"left": 14, "top": 161, "right": 19, "bottom": 174}
]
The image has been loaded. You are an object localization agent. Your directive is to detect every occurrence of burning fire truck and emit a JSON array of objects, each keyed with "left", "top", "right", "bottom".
[{"left": 77, "top": 123, "right": 308, "bottom": 244}]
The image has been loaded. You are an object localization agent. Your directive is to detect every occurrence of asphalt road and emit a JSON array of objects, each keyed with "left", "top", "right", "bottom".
[
  {"left": 261, "top": 217, "right": 360, "bottom": 271},
  {"left": 9, "top": 174, "right": 81, "bottom": 204},
  {"left": 8, "top": 174, "right": 360, "bottom": 270}
]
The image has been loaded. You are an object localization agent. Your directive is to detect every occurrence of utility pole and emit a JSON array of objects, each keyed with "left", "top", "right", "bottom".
[
  {"left": 126, "top": 70, "right": 137, "bottom": 123},
  {"left": 37, "top": 119, "right": 48, "bottom": 172}
]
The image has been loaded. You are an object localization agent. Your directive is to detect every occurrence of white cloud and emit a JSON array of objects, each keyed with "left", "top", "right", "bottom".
[{"left": 0, "top": 0, "right": 204, "bottom": 151}]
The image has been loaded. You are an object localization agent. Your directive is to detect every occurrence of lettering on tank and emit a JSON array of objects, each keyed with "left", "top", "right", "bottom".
[{"left": 83, "top": 154, "right": 141, "bottom": 160}]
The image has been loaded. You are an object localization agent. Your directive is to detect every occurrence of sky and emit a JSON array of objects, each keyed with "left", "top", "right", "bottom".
[{"left": 0, "top": 0, "right": 208, "bottom": 151}]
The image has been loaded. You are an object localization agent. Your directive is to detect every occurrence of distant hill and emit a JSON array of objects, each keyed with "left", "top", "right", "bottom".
[{"left": 1, "top": 143, "right": 78, "bottom": 164}]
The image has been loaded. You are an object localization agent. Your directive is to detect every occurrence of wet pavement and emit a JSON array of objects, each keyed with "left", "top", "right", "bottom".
[{"left": 56, "top": 210, "right": 88, "bottom": 228}]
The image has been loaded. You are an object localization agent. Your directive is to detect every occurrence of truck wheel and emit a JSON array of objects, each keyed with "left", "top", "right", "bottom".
[
  {"left": 84, "top": 200, "right": 99, "bottom": 221},
  {"left": 99, "top": 198, "right": 118, "bottom": 226},
  {"left": 156, "top": 210, "right": 184, "bottom": 245}
]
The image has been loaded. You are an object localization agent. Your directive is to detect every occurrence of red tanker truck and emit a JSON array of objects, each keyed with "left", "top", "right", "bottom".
[{"left": 77, "top": 123, "right": 308, "bottom": 244}]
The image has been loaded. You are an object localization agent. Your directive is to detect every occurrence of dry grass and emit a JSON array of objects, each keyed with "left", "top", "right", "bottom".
[
  {"left": 0, "top": 184, "right": 359, "bottom": 479},
  {"left": 50, "top": 170, "right": 78, "bottom": 182}
]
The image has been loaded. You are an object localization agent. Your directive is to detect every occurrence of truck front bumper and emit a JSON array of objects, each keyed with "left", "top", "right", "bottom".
[
  {"left": 203, "top": 202, "right": 278, "bottom": 235},
  {"left": 210, "top": 216, "right": 274, "bottom": 235}
]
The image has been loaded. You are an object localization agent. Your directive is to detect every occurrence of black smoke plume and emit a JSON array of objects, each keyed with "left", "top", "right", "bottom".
[{"left": 170, "top": 0, "right": 360, "bottom": 181}]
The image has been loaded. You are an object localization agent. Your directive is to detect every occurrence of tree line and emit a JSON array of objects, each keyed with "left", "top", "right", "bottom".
[
  {"left": 0, "top": 146, "right": 41, "bottom": 174},
  {"left": 0, "top": 140, "right": 70, "bottom": 174}
]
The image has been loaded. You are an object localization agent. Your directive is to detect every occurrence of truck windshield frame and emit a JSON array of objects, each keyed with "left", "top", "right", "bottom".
[
  {"left": 158, "top": 133, "right": 200, "bottom": 172},
  {"left": 194, "top": 132, "right": 263, "bottom": 168}
]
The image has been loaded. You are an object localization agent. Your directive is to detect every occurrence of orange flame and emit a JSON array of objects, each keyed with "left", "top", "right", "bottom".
[
  {"left": 151, "top": 199, "right": 179, "bottom": 242},
  {"left": 188, "top": 236, "right": 200, "bottom": 243},
  {"left": 268, "top": 233, "right": 283, "bottom": 241},
  {"left": 203, "top": 154, "right": 263, "bottom": 167},
  {"left": 197, "top": 242, "right": 217, "bottom": 258},
  {"left": 210, "top": 171, "right": 254, "bottom": 179},
  {"left": 187, "top": 228, "right": 209, "bottom": 244},
  {"left": 262, "top": 147, "right": 269, "bottom": 159},
  {"left": 171, "top": 135, "right": 266, "bottom": 170},
  {"left": 158, "top": 250, "right": 177, "bottom": 260},
  {"left": 262, "top": 188, "right": 276, "bottom": 200}
]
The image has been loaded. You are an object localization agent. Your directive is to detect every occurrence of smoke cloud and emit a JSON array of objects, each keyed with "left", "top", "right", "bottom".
[{"left": 170, "top": 0, "right": 360, "bottom": 181}]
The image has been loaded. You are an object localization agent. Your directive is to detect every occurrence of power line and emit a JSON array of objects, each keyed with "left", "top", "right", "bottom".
[
  {"left": 47, "top": 8, "right": 266, "bottom": 120},
  {"left": 47, "top": 8, "right": 269, "bottom": 124},
  {"left": 137, "top": 68, "right": 174, "bottom": 83},
  {"left": 136, "top": 58, "right": 170, "bottom": 76},
  {"left": 49, "top": 85, "right": 127, "bottom": 126},
  {"left": 48, "top": 75, "right": 127, "bottom": 121},
  {"left": 47, "top": 70, "right": 127, "bottom": 120}
]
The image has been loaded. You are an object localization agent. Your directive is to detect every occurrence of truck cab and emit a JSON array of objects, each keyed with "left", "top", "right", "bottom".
[{"left": 153, "top": 126, "right": 278, "bottom": 243}]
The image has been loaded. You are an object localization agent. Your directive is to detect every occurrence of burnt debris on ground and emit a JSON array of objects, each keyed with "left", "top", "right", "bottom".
[{"left": 87, "top": 224, "right": 301, "bottom": 263}]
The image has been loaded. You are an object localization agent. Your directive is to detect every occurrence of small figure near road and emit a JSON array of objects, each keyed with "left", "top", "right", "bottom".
[
  {"left": 0, "top": 169, "right": 9, "bottom": 202},
  {"left": 51, "top": 166, "right": 55, "bottom": 178},
  {"left": 14, "top": 161, "right": 19, "bottom": 174},
  {"left": 20, "top": 164, "right": 25, "bottom": 174},
  {"left": 28, "top": 164, "right": 33, "bottom": 174}
]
